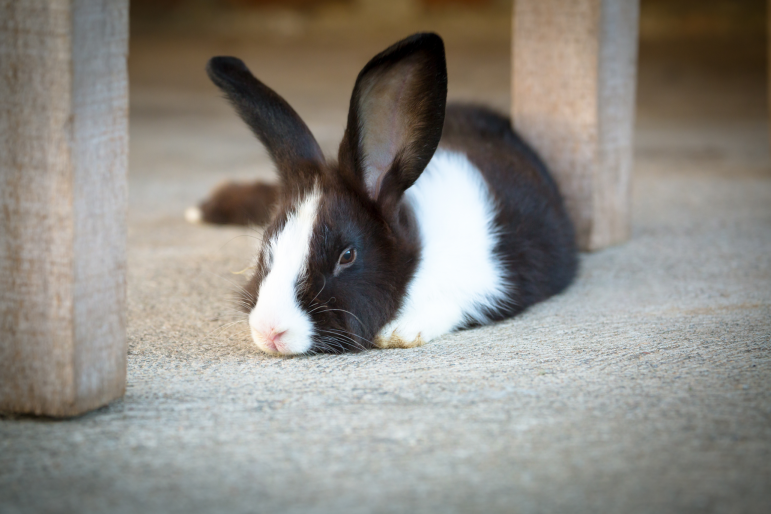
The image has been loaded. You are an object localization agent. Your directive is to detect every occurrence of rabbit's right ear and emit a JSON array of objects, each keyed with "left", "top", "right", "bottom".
[
  {"left": 338, "top": 33, "right": 447, "bottom": 216},
  {"left": 207, "top": 57, "right": 324, "bottom": 190}
]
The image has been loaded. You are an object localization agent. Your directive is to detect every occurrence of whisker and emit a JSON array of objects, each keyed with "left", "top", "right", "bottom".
[
  {"left": 316, "top": 330, "right": 366, "bottom": 352},
  {"left": 202, "top": 268, "right": 256, "bottom": 300},
  {"left": 318, "top": 329, "right": 371, "bottom": 351},
  {"left": 316, "top": 307, "right": 367, "bottom": 330},
  {"left": 315, "top": 336, "right": 347, "bottom": 353},
  {"left": 225, "top": 326, "right": 253, "bottom": 344},
  {"left": 308, "top": 300, "right": 334, "bottom": 314},
  {"left": 309, "top": 275, "right": 327, "bottom": 305},
  {"left": 218, "top": 233, "right": 265, "bottom": 252},
  {"left": 322, "top": 327, "right": 373, "bottom": 345},
  {"left": 230, "top": 299, "right": 255, "bottom": 311},
  {"left": 317, "top": 331, "right": 360, "bottom": 348},
  {"left": 219, "top": 305, "right": 251, "bottom": 315},
  {"left": 207, "top": 319, "right": 247, "bottom": 337}
]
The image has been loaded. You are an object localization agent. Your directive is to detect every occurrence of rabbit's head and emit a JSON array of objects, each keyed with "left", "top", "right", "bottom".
[{"left": 207, "top": 33, "right": 447, "bottom": 354}]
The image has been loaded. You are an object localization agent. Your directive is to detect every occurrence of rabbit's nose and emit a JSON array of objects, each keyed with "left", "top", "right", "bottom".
[{"left": 256, "top": 327, "right": 288, "bottom": 353}]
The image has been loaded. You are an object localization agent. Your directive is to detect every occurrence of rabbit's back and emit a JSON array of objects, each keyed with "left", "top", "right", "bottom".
[{"left": 437, "top": 104, "right": 577, "bottom": 319}]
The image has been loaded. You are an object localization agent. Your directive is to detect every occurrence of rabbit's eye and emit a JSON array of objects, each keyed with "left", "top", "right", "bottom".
[{"left": 339, "top": 247, "right": 356, "bottom": 266}]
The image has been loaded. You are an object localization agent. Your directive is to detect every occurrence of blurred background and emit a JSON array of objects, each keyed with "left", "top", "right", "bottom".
[{"left": 126, "top": 0, "right": 768, "bottom": 222}]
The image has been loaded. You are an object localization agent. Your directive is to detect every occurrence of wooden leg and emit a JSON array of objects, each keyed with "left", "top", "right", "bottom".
[
  {"left": 512, "top": 0, "right": 640, "bottom": 251},
  {"left": 0, "top": 0, "right": 128, "bottom": 417}
]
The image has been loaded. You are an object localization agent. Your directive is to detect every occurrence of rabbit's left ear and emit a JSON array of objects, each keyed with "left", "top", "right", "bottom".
[{"left": 339, "top": 33, "right": 447, "bottom": 214}]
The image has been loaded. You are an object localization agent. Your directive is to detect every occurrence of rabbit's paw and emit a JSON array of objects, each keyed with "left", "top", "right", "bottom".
[{"left": 374, "top": 323, "right": 425, "bottom": 349}]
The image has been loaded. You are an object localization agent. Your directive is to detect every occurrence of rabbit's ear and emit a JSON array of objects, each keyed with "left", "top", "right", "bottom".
[
  {"left": 207, "top": 57, "right": 324, "bottom": 189},
  {"left": 339, "top": 33, "right": 447, "bottom": 214}
]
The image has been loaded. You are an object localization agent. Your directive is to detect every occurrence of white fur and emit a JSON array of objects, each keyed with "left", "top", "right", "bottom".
[
  {"left": 249, "top": 187, "right": 321, "bottom": 354},
  {"left": 184, "top": 206, "right": 203, "bottom": 224},
  {"left": 377, "top": 149, "right": 510, "bottom": 344}
]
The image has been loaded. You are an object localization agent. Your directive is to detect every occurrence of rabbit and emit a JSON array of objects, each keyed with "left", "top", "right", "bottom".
[{"left": 196, "top": 32, "right": 577, "bottom": 355}]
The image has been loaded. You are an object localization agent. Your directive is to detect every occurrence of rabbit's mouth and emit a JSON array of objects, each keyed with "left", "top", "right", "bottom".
[
  {"left": 248, "top": 308, "right": 316, "bottom": 355},
  {"left": 250, "top": 327, "right": 287, "bottom": 355}
]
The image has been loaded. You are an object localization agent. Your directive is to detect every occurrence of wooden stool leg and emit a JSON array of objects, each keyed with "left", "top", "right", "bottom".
[
  {"left": 0, "top": 0, "right": 129, "bottom": 417},
  {"left": 512, "top": 0, "right": 640, "bottom": 251}
]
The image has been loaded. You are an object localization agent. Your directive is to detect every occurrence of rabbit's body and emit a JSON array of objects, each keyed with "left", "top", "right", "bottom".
[
  {"left": 376, "top": 147, "right": 507, "bottom": 348},
  {"left": 376, "top": 105, "right": 576, "bottom": 348},
  {"left": 199, "top": 33, "right": 576, "bottom": 355}
]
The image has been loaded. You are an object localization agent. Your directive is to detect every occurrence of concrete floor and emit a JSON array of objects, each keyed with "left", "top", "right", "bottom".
[{"left": 2, "top": 9, "right": 770, "bottom": 514}]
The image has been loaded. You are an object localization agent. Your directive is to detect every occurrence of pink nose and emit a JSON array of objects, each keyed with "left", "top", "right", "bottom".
[{"left": 259, "top": 329, "right": 287, "bottom": 352}]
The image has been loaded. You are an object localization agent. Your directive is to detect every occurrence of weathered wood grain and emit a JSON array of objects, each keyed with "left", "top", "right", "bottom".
[
  {"left": 0, "top": 0, "right": 128, "bottom": 417},
  {"left": 512, "top": 0, "right": 639, "bottom": 251}
]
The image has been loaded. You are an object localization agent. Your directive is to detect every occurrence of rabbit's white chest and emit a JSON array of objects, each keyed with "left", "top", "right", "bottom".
[{"left": 374, "top": 149, "right": 510, "bottom": 348}]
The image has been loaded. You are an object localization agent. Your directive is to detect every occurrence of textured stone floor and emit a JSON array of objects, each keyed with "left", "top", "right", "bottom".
[{"left": 1, "top": 9, "right": 770, "bottom": 514}]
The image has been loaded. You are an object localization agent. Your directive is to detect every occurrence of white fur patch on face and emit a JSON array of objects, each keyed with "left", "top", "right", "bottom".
[{"left": 249, "top": 187, "right": 321, "bottom": 355}]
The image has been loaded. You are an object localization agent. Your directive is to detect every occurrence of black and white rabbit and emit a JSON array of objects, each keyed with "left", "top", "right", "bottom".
[{"left": 196, "top": 33, "right": 577, "bottom": 355}]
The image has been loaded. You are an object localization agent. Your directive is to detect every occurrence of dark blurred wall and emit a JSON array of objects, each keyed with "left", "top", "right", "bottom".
[
  {"left": 640, "top": 0, "right": 765, "bottom": 39},
  {"left": 131, "top": 0, "right": 765, "bottom": 39},
  {"left": 131, "top": 0, "right": 494, "bottom": 15}
]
